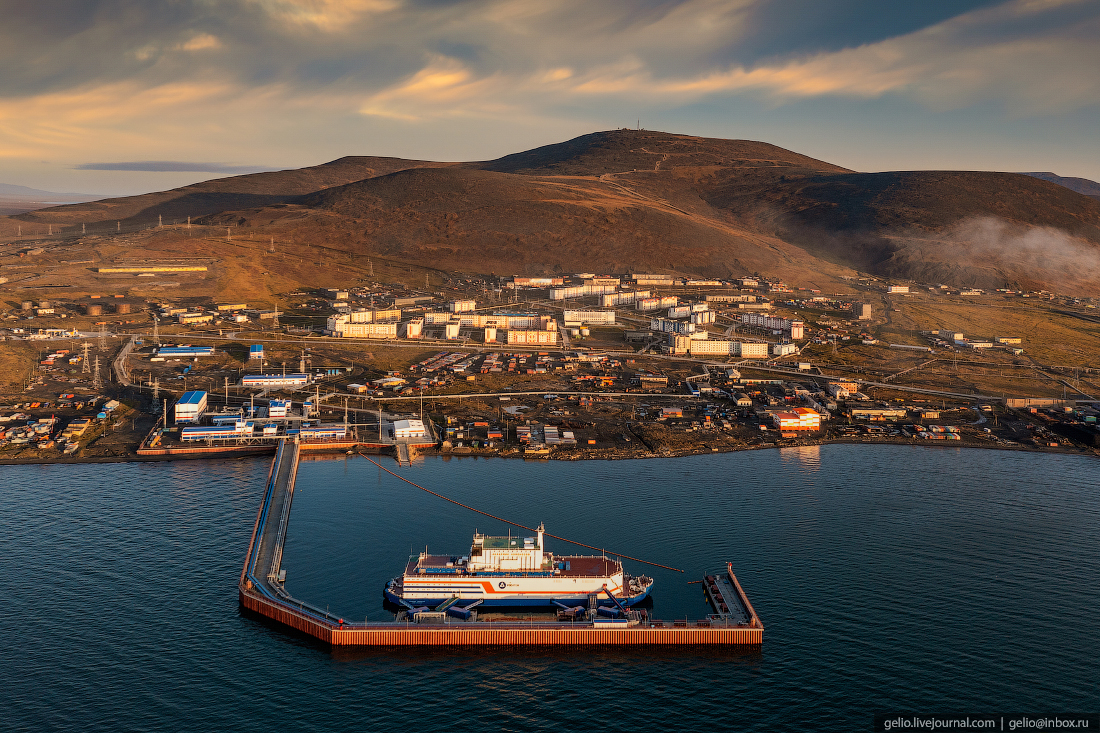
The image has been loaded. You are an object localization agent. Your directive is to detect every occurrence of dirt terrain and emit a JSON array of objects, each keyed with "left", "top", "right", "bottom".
[{"left": 4, "top": 129, "right": 1100, "bottom": 295}]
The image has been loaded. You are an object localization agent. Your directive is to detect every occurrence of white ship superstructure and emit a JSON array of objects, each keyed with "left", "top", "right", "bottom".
[{"left": 384, "top": 524, "right": 653, "bottom": 608}]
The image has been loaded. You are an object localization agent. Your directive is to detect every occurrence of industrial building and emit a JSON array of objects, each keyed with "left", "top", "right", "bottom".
[
  {"left": 174, "top": 391, "right": 208, "bottom": 424},
  {"left": 241, "top": 374, "right": 310, "bottom": 388},
  {"left": 887, "top": 285, "right": 909, "bottom": 293},
  {"left": 393, "top": 419, "right": 428, "bottom": 439},
  {"left": 181, "top": 422, "right": 252, "bottom": 441},
  {"left": 157, "top": 346, "right": 215, "bottom": 357},
  {"left": 177, "top": 312, "right": 213, "bottom": 325},
  {"left": 773, "top": 343, "right": 798, "bottom": 356},
  {"left": 511, "top": 276, "right": 565, "bottom": 287},
  {"left": 847, "top": 406, "right": 908, "bottom": 421}
]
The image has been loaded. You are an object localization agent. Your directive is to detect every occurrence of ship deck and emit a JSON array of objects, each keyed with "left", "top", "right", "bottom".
[{"left": 405, "top": 555, "right": 620, "bottom": 578}]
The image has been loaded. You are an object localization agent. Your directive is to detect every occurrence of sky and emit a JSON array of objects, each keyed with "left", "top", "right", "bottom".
[{"left": 1, "top": 0, "right": 1098, "bottom": 195}]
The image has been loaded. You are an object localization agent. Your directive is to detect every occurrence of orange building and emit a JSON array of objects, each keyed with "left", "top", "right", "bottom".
[{"left": 772, "top": 407, "right": 821, "bottom": 431}]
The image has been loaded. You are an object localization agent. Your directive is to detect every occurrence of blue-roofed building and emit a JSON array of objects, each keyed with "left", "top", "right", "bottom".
[{"left": 174, "top": 390, "right": 208, "bottom": 424}]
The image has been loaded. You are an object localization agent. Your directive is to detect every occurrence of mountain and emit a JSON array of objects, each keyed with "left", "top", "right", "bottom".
[
  {"left": 1021, "top": 172, "right": 1100, "bottom": 200},
  {"left": 6, "top": 156, "right": 454, "bottom": 226},
  {"left": 0, "top": 183, "right": 103, "bottom": 215},
  {"left": 4, "top": 130, "right": 1100, "bottom": 294},
  {"left": 0, "top": 183, "right": 100, "bottom": 197}
]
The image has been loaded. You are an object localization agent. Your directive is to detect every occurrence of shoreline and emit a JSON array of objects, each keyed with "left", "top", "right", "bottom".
[{"left": 3, "top": 434, "right": 1096, "bottom": 467}]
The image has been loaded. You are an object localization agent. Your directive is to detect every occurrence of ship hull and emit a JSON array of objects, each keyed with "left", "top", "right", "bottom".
[
  {"left": 385, "top": 572, "right": 646, "bottom": 607},
  {"left": 384, "top": 583, "right": 651, "bottom": 608}
]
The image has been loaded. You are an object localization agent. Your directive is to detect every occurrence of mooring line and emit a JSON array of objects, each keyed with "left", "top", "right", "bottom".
[{"left": 357, "top": 451, "right": 683, "bottom": 573}]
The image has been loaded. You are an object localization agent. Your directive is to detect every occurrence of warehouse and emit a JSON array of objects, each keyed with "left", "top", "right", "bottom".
[
  {"left": 157, "top": 346, "right": 215, "bottom": 358},
  {"left": 241, "top": 374, "right": 310, "bottom": 388},
  {"left": 174, "top": 391, "right": 208, "bottom": 424},
  {"left": 393, "top": 419, "right": 428, "bottom": 439}
]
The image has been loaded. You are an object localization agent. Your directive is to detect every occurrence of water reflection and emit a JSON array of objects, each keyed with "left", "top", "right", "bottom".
[{"left": 779, "top": 444, "right": 821, "bottom": 470}]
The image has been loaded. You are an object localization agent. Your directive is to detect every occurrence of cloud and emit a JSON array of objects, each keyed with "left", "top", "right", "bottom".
[
  {"left": 0, "top": 0, "right": 1098, "bottom": 190},
  {"left": 178, "top": 34, "right": 223, "bottom": 52},
  {"left": 75, "top": 161, "right": 275, "bottom": 173},
  {"left": 350, "top": 0, "right": 1100, "bottom": 122}
]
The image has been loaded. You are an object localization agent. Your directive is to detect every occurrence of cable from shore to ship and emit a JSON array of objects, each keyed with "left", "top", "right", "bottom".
[{"left": 357, "top": 451, "right": 684, "bottom": 573}]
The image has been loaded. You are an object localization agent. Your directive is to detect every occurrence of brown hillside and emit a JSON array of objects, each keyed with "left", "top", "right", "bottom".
[
  {"left": 5, "top": 130, "right": 1100, "bottom": 293},
  {"left": 476, "top": 129, "right": 850, "bottom": 176},
  {"left": 3, "top": 156, "right": 453, "bottom": 233}
]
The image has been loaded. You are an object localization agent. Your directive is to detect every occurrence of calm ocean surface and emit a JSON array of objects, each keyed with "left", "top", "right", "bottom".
[{"left": 3, "top": 446, "right": 1098, "bottom": 732}]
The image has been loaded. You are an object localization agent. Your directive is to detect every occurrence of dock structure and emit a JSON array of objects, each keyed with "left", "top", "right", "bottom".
[{"left": 239, "top": 443, "right": 763, "bottom": 647}]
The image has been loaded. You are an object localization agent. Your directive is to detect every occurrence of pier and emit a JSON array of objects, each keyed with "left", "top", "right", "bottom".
[{"left": 239, "top": 443, "right": 763, "bottom": 647}]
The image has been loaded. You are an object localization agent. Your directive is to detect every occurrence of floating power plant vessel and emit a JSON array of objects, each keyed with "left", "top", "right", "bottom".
[{"left": 385, "top": 524, "right": 653, "bottom": 609}]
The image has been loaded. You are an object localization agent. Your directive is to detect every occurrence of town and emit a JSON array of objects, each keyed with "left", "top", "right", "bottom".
[{"left": 3, "top": 268, "right": 1099, "bottom": 463}]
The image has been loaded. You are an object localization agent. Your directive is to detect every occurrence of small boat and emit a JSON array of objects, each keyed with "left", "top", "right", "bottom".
[{"left": 385, "top": 524, "right": 653, "bottom": 608}]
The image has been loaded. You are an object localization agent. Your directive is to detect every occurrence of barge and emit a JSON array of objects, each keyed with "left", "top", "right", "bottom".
[{"left": 385, "top": 525, "right": 653, "bottom": 608}]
